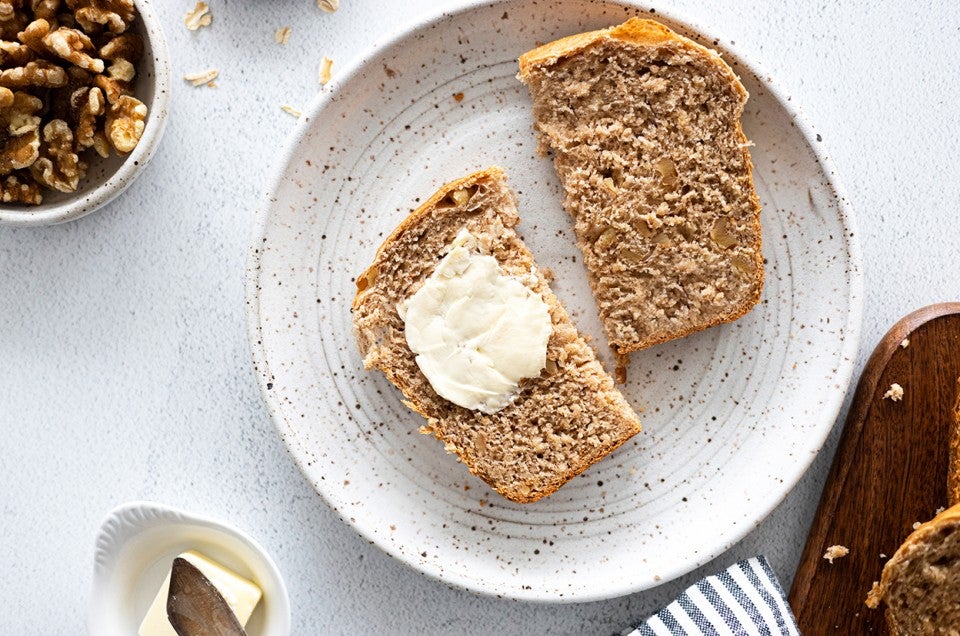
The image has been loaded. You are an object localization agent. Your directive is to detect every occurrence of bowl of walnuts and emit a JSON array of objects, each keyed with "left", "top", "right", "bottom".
[{"left": 0, "top": 0, "right": 169, "bottom": 226}]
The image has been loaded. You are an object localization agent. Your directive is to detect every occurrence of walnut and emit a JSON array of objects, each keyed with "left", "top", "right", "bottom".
[
  {"left": 67, "top": 0, "right": 134, "bottom": 35},
  {"left": 0, "top": 89, "right": 42, "bottom": 135},
  {"left": 47, "top": 64, "right": 89, "bottom": 121},
  {"left": 30, "top": 0, "right": 60, "bottom": 20},
  {"left": 104, "top": 93, "right": 143, "bottom": 152},
  {"left": 105, "top": 56, "right": 131, "bottom": 80},
  {"left": 92, "top": 70, "right": 127, "bottom": 102},
  {"left": 98, "top": 32, "right": 140, "bottom": 61},
  {"left": 0, "top": 171, "right": 41, "bottom": 203},
  {"left": 0, "top": 90, "right": 42, "bottom": 175},
  {"left": 0, "top": 85, "right": 12, "bottom": 107},
  {"left": 90, "top": 127, "right": 107, "bottom": 156},
  {"left": 16, "top": 16, "right": 50, "bottom": 55},
  {"left": 0, "top": 58, "right": 67, "bottom": 86},
  {"left": 0, "top": 39, "right": 35, "bottom": 66},
  {"left": 0, "top": 127, "right": 38, "bottom": 173},
  {"left": 30, "top": 118, "right": 85, "bottom": 191},
  {"left": 710, "top": 217, "right": 737, "bottom": 249},
  {"left": 0, "top": 2, "right": 20, "bottom": 23},
  {"left": 73, "top": 85, "right": 102, "bottom": 148},
  {"left": 43, "top": 25, "right": 104, "bottom": 72},
  {"left": 0, "top": 6, "right": 28, "bottom": 40}
]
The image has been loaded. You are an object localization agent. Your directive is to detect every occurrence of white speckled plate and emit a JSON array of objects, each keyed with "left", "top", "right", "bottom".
[{"left": 246, "top": 0, "right": 863, "bottom": 601}]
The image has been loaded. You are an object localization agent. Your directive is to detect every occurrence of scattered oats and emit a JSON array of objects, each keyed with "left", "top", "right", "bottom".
[
  {"left": 184, "top": 69, "right": 219, "bottom": 86},
  {"left": 823, "top": 545, "right": 849, "bottom": 564},
  {"left": 880, "top": 553, "right": 887, "bottom": 559},
  {"left": 901, "top": 338, "right": 909, "bottom": 349},
  {"left": 275, "top": 26, "right": 291, "bottom": 45},
  {"left": 913, "top": 521, "right": 922, "bottom": 530},
  {"left": 317, "top": 0, "right": 339, "bottom": 12},
  {"left": 883, "top": 383, "right": 904, "bottom": 402},
  {"left": 937, "top": 506, "right": 946, "bottom": 515},
  {"left": 280, "top": 104, "right": 302, "bottom": 118},
  {"left": 319, "top": 56, "right": 333, "bottom": 85},
  {"left": 184, "top": 2, "right": 212, "bottom": 31}
]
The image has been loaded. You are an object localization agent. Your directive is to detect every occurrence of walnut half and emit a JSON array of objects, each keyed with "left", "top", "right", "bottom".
[
  {"left": 104, "top": 93, "right": 145, "bottom": 153},
  {"left": 30, "top": 118, "right": 86, "bottom": 192}
]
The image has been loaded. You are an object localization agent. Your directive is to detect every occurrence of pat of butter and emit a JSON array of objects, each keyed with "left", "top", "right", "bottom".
[
  {"left": 402, "top": 228, "right": 552, "bottom": 413},
  {"left": 138, "top": 550, "right": 262, "bottom": 636}
]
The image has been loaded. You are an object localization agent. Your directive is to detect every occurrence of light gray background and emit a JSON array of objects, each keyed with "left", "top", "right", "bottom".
[{"left": 2, "top": 0, "right": 957, "bottom": 633}]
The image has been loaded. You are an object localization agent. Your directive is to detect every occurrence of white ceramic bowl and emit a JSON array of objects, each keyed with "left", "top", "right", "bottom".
[
  {"left": 88, "top": 501, "right": 290, "bottom": 635},
  {"left": 0, "top": 0, "right": 170, "bottom": 227},
  {"left": 247, "top": 0, "right": 863, "bottom": 601}
]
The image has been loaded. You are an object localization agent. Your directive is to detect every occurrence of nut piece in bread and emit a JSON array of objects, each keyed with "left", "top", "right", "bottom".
[
  {"left": 352, "top": 167, "right": 642, "bottom": 503},
  {"left": 518, "top": 18, "right": 763, "bottom": 359}
]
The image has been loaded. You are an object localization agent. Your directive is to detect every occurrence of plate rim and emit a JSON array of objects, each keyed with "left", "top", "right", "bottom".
[{"left": 245, "top": 0, "right": 864, "bottom": 603}]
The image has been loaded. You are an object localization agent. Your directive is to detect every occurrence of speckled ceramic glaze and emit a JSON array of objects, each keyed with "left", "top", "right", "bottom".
[
  {"left": 247, "top": 0, "right": 863, "bottom": 602},
  {"left": 88, "top": 501, "right": 290, "bottom": 635},
  {"left": 0, "top": 0, "right": 170, "bottom": 227}
]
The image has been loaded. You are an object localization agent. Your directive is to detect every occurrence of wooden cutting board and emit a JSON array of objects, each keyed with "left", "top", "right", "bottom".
[{"left": 789, "top": 303, "right": 960, "bottom": 633}]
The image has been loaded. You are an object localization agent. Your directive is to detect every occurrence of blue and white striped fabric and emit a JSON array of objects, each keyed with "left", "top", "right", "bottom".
[{"left": 627, "top": 557, "right": 801, "bottom": 636}]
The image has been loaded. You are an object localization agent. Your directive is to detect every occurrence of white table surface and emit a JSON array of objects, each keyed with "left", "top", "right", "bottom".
[{"left": 2, "top": 0, "right": 958, "bottom": 633}]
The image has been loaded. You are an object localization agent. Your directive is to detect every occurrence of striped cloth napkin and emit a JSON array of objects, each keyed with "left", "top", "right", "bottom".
[{"left": 627, "top": 557, "right": 801, "bottom": 636}]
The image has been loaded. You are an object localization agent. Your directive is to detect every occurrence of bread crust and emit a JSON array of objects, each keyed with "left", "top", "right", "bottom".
[
  {"left": 519, "top": 18, "right": 764, "bottom": 356},
  {"left": 352, "top": 166, "right": 505, "bottom": 313}
]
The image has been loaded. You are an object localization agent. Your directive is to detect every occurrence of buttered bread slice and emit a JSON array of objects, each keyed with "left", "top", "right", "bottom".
[
  {"left": 519, "top": 18, "right": 763, "bottom": 358},
  {"left": 352, "top": 167, "right": 641, "bottom": 503}
]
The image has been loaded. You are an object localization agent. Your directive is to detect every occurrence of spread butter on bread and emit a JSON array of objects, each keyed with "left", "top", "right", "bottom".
[{"left": 352, "top": 167, "right": 641, "bottom": 503}]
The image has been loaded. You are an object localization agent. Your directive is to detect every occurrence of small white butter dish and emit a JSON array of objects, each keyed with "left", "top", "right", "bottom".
[{"left": 88, "top": 501, "right": 290, "bottom": 635}]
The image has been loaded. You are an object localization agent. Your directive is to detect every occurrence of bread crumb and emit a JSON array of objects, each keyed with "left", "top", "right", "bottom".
[
  {"left": 937, "top": 506, "right": 946, "bottom": 515},
  {"left": 280, "top": 104, "right": 302, "bottom": 118},
  {"left": 184, "top": 69, "right": 219, "bottom": 87},
  {"left": 184, "top": 2, "right": 212, "bottom": 30},
  {"left": 823, "top": 544, "right": 849, "bottom": 564},
  {"left": 883, "top": 383, "right": 904, "bottom": 402},
  {"left": 913, "top": 521, "right": 922, "bottom": 530},
  {"left": 866, "top": 581, "right": 881, "bottom": 608},
  {"left": 901, "top": 338, "right": 909, "bottom": 349},
  {"left": 319, "top": 56, "right": 333, "bottom": 85},
  {"left": 274, "top": 26, "right": 292, "bottom": 45}
]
